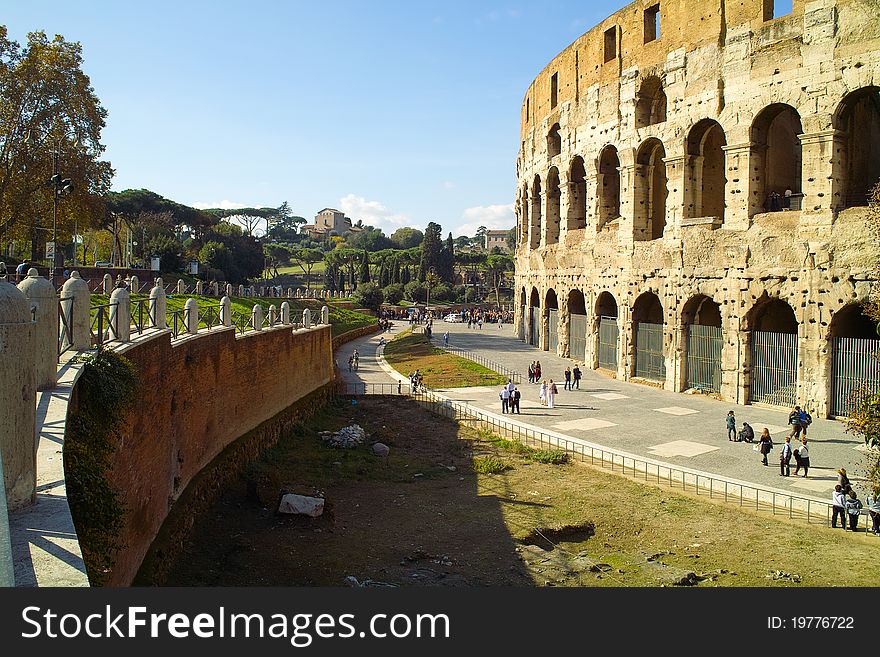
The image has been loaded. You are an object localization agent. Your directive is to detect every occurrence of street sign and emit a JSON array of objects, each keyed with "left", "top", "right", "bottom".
[{"left": 45, "top": 241, "right": 55, "bottom": 259}]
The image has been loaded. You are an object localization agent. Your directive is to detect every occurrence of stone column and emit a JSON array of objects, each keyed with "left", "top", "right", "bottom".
[
  {"left": 280, "top": 301, "right": 290, "bottom": 325},
  {"left": 618, "top": 303, "right": 631, "bottom": 381},
  {"left": 176, "top": 279, "right": 185, "bottom": 295},
  {"left": 18, "top": 269, "right": 58, "bottom": 389},
  {"left": 558, "top": 295, "right": 570, "bottom": 358},
  {"left": 252, "top": 304, "right": 263, "bottom": 331},
  {"left": 184, "top": 298, "right": 199, "bottom": 334},
  {"left": 618, "top": 163, "right": 638, "bottom": 245},
  {"left": 226, "top": 283, "right": 233, "bottom": 297},
  {"left": 302, "top": 307, "right": 311, "bottom": 329},
  {"left": 149, "top": 279, "right": 167, "bottom": 330},
  {"left": 103, "top": 273, "right": 113, "bottom": 294},
  {"left": 195, "top": 281, "right": 203, "bottom": 295},
  {"left": 0, "top": 281, "right": 36, "bottom": 510},
  {"left": 62, "top": 272, "right": 91, "bottom": 351},
  {"left": 109, "top": 285, "right": 131, "bottom": 342},
  {"left": 321, "top": 305, "right": 329, "bottom": 325},
  {"left": 221, "top": 296, "right": 232, "bottom": 327},
  {"left": 721, "top": 141, "right": 755, "bottom": 229},
  {"left": 662, "top": 154, "right": 688, "bottom": 237},
  {"left": 799, "top": 129, "right": 844, "bottom": 231}
]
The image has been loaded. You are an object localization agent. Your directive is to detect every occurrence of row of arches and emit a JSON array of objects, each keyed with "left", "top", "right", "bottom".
[
  {"left": 518, "top": 86, "right": 880, "bottom": 249},
  {"left": 519, "top": 286, "right": 880, "bottom": 417}
]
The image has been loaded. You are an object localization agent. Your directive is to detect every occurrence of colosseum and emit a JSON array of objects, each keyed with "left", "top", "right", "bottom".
[{"left": 512, "top": 0, "right": 880, "bottom": 419}]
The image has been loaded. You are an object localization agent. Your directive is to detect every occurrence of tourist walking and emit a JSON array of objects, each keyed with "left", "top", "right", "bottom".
[
  {"left": 564, "top": 367, "right": 572, "bottom": 390},
  {"left": 572, "top": 364, "right": 581, "bottom": 390},
  {"left": 547, "top": 380, "right": 557, "bottom": 408},
  {"left": 511, "top": 387, "right": 521, "bottom": 414},
  {"left": 845, "top": 490, "right": 863, "bottom": 532},
  {"left": 534, "top": 361, "right": 542, "bottom": 381},
  {"left": 793, "top": 437, "right": 810, "bottom": 477},
  {"left": 443, "top": 331, "right": 449, "bottom": 347},
  {"left": 779, "top": 436, "right": 793, "bottom": 476},
  {"left": 528, "top": 362, "right": 535, "bottom": 384},
  {"left": 500, "top": 386, "right": 510, "bottom": 414},
  {"left": 788, "top": 405, "right": 804, "bottom": 439},
  {"left": 726, "top": 410, "right": 737, "bottom": 441},
  {"left": 539, "top": 380, "right": 547, "bottom": 406},
  {"left": 798, "top": 407, "right": 812, "bottom": 438},
  {"left": 758, "top": 428, "right": 773, "bottom": 466},
  {"left": 831, "top": 485, "right": 847, "bottom": 529},
  {"left": 866, "top": 485, "right": 880, "bottom": 535}
]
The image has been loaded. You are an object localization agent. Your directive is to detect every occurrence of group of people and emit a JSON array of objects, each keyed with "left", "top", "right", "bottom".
[
  {"left": 831, "top": 469, "right": 880, "bottom": 534},
  {"left": 765, "top": 187, "right": 794, "bottom": 212},
  {"left": 409, "top": 369, "right": 424, "bottom": 392},
  {"left": 498, "top": 379, "right": 521, "bottom": 414},
  {"left": 347, "top": 349, "right": 360, "bottom": 371},
  {"left": 725, "top": 405, "right": 813, "bottom": 476}
]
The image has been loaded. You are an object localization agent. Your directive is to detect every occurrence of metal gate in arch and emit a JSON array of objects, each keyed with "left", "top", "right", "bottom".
[
  {"left": 569, "top": 314, "right": 588, "bottom": 363},
  {"left": 598, "top": 316, "right": 618, "bottom": 370},
  {"left": 634, "top": 322, "right": 666, "bottom": 380},
  {"left": 529, "top": 307, "right": 540, "bottom": 346},
  {"left": 686, "top": 325, "right": 723, "bottom": 392},
  {"left": 749, "top": 330, "right": 798, "bottom": 407},
  {"left": 830, "top": 337, "right": 880, "bottom": 417},
  {"left": 518, "top": 307, "right": 526, "bottom": 341},
  {"left": 547, "top": 309, "right": 559, "bottom": 353}
]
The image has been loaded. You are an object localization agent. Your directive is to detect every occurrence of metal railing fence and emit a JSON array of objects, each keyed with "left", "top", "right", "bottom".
[
  {"left": 433, "top": 341, "right": 521, "bottom": 383},
  {"left": 58, "top": 296, "right": 75, "bottom": 357},
  {"left": 90, "top": 302, "right": 116, "bottom": 348}
]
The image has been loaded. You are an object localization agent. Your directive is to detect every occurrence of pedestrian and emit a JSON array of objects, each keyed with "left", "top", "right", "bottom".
[
  {"left": 793, "top": 437, "right": 810, "bottom": 477},
  {"left": 500, "top": 386, "right": 510, "bottom": 414},
  {"left": 535, "top": 361, "right": 542, "bottom": 381},
  {"left": 738, "top": 422, "right": 755, "bottom": 443},
  {"left": 837, "top": 468, "right": 852, "bottom": 495},
  {"left": 443, "top": 331, "right": 449, "bottom": 347},
  {"left": 798, "top": 407, "right": 812, "bottom": 438},
  {"left": 348, "top": 355, "right": 353, "bottom": 372},
  {"left": 528, "top": 362, "right": 535, "bottom": 384},
  {"left": 572, "top": 364, "right": 581, "bottom": 389},
  {"left": 779, "top": 436, "right": 792, "bottom": 476},
  {"left": 845, "top": 490, "right": 863, "bottom": 532},
  {"left": 478, "top": 317, "right": 482, "bottom": 329},
  {"left": 539, "top": 380, "right": 547, "bottom": 406},
  {"left": 564, "top": 367, "right": 572, "bottom": 391},
  {"left": 758, "top": 428, "right": 773, "bottom": 466},
  {"left": 782, "top": 187, "right": 792, "bottom": 210},
  {"left": 866, "top": 485, "right": 880, "bottom": 536},
  {"left": 726, "top": 410, "right": 737, "bottom": 441},
  {"left": 15, "top": 260, "right": 28, "bottom": 282},
  {"left": 547, "top": 380, "right": 557, "bottom": 408},
  {"left": 787, "top": 405, "right": 804, "bottom": 439},
  {"left": 511, "top": 387, "right": 521, "bottom": 414},
  {"left": 506, "top": 378, "right": 515, "bottom": 396},
  {"left": 831, "top": 485, "right": 847, "bottom": 529}
]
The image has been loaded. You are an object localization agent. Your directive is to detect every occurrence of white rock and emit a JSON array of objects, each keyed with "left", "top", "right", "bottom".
[
  {"left": 278, "top": 493, "right": 325, "bottom": 517},
  {"left": 372, "top": 442, "right": 390, "bottom": 456}
]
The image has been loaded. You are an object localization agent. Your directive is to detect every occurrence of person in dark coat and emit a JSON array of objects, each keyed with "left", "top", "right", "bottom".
[{"left": 758, "top": 428, "right": 773, "bottom": 466}]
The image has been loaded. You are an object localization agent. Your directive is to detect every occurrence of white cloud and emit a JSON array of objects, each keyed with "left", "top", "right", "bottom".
[
  {"left": 338, "top": 194, "right": 415, "bottom": 233},
  {"left": 442, "top": 181, "right": 457, "bottom": 190},
  {"left": 454, "top": 203, "right": 516, "bottom": 237},
  {"left": 192, "top": 200, "right": 250, "bottom": 210}
]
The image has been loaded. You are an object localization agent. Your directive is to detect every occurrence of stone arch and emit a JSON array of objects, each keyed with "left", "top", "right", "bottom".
[
  {"left": 829, "top": 303, "right": 878, "bottom": 339},
  {"left": 635, "top": 138, "right": 668, "bottom": 240},
  {"left": 833, "top": 86, "right": 880, "bottom": 208},
  {"left": 745, "top": 295, "right": 799, "bottom": 406},
  {"left": 632, "top": 291, "right": 665, "bottom": 380},
  {"left": 529, "top": 175, "right": 542, "bottom": 249},
  {"left": 567, "top": 288, "right": 588, "bottom": 365},
  {"left": 598, "top": 145, "right": 621, "bottom": 229},
  {"left": 681, "top": 294, "right": 723, "bottom": 392},
  {"left": 528, "top": 286, "right": 541, "bottom": 346},
  {"left": 547, "top": 123, "right": 562, "bottom": 158},
  {"left": 518, "top": 286, "right": 527, "bottom": 341},
  {"left": 594, "top": 291, "right": 619, "bottom": 371},
  {"left": 519, "top": 186, "right": 529, "bottom": 245},
  {"left": 545, "top": 288, "right": 559, "bottom": 352},
  {"left": 546, "top": 167, "right": 561, "bottom": 245},
  {"left": 685, "top": 119, "right": 727, "bottom": 221},
  {"left": 635, "top": 76, "right": 667, "bottom": 128},
  {"left": 567, "top": 156, "right": 587, "bottom": 231},
  {"left": 827, "top": 303, "right": 880, "bottom": 417},
  {"left": 750, "top": 103, "right": 803, "bottom": 213}
]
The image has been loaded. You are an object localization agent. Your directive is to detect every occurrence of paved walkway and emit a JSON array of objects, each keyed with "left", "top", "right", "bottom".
[{"left": 337, "top": 321, "right": 869, "bottom": 502}]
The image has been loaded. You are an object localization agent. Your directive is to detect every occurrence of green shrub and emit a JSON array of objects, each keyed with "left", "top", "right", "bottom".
[{"left": 473, "top": 456, "right": 511, "bottom": 474}]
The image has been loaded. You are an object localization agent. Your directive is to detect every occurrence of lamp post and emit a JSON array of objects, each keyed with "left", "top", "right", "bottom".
[{"left": 47, "top": 144, "right": 73, "bottom": 284}]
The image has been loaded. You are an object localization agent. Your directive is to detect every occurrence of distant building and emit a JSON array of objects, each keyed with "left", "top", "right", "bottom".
[
  {"left": 485, "top": 229, "right": 512, "bottom": 253},
  {"left": 301, "top": 208, "right": 364, "bottom": 239}
]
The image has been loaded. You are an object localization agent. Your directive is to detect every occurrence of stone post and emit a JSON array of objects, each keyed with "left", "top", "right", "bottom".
[
  {"left": 211, "top": 281, "right": 219, "bottom": 296},
  {"left": 286, "top": 288, "right": 293, "bottom": 298},
  {"left": 109, "top": 284, "right": 131, "bottom": 342},
  {"left": 103, "top": 273, "right": 113, "bottom": 294},
  {"left": 195, "top": 280, "right": 203, "bottom": 295},
  {"left": 252, "top": 304, "right": 263, "bottom": 331},
  {"left": 18, "top": 269, "right": 58, "bottom": 390},
  {"left": 280, "top": 301, "right": 290, "bottom": 325},
  {"left": 798, "top": 129, "right": 844, "bottom": 232},
  {"left": 321, "top": 305, "right": 329, "bottom": 325},
  {"left": 221, "top": 296, "right": 232, "bottom": 327},
  {"left": 149, "top": 280, "right": 167, "bottom": 330},
  {"left": 302, "top": 307, "right": 311, "bottom": 329},
  {"left": 129, "top": 275, "right": 140, "bottom": 294},
  {"left": 61, "top": 271, "right": 91, "bottom": 351},
  {"left": 268, "top": 304, "right": 277, "bottom": 326},
  {"left": 296, "top": 289, "right": 302, "bottom": 299},
  {"left": 176, "top": 279, "right": 185, "bottom": 295},
  {"left": 184, "top": 298, "right": 199, "bottom": 334},
  {"left": 662, "top": 154, "right": 688, "bottom": 238},
  {"left": 0, "top": 281, "right": 36, "bottom": 510},
  {"left": 617, "top": 164, "right": 638, "bottom": 246},
  {"left": 226, "top": 283, "right": 233, "bottom": 297},
  {"left": 238, "top": 284, "right": 245, "bottom": 297}
]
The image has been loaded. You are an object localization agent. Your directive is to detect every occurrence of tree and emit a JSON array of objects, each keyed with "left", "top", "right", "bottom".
[
  {"left": 419, "top": 221, "right": 443, "bottom": 281},
  {"left": 404, "top": 280, "right": 426, "bottom": 303},
  {"left": 352, "top": 281, "right": 383, "bottom": 311},
  {"left": 347, "top": 226, "right": 392, "bottom": 251},
  {"left": 358, "top": 249, "right": 370, "bottom": 284},
  {"left": 485, "top": 254, "right": 514, "bottom": 307},
  {"left": 266, "top": 201, "right": 306, "bottom": 242},
  {"left": 390, "top": 227, "right": 423, "bottom": 249},
  {"left": 0, "top": 28, "right": 114, "bottom": 250},
  {"left": 290, "top": 247, "right": 324, "bottom": 290},
  {"left": 263, "top": 243, "right": 290, "bottom": 278},
  {"left": 437, "top": 232, "right": 455, "bottom": 283},
  {"left": 382, "top": 283, "right": 405, "bottom": 305},
  {"left": 474, "top": 225, "right": 489, "bottom": 249},
  {"left": 506, "top": 227, "right": 517, "bottom": 251}
]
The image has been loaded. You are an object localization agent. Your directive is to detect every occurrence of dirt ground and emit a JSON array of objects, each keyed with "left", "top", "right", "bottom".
[{"left": 164, "top": 397, "right": 880, "bottom": 587}]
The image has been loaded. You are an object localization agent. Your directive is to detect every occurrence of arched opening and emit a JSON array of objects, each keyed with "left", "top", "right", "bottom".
[
  {"left": 747, "top": 296, "right": 798, "bottom": 406},
  {"left": 546, "top": 167, "right": 561, "bottom": 245},
  {"left": 751, "top": 104, "right": 803, "bottom": 213},
  {"left": 595, "top": 291, "right": 618, "bottom": 370},
  {"left": 598, "top": 146, "right": 621, "bottom": 229},
  {"left": 632, "top": 292, "right": 665, "bottom": 380},
  {"left": 685, "top": 119, "right": 727, "bottom": 221},
  {"left": 829, "top": 304, "right": 880, "bottom": 416},
  {"left": 528, "top": 287, "right": 541, "bottom": 346},
  {"left": 518, "top": 287, "right": 527, "bottom": 341},
  {"left": 834, "top": 87, "right": 880, "bottom": 208},
  {"left": 567, "top": 157, "right": 587, "bottom": 232},
  {"left": 568, "top": 289, "right": 587, "bottom": 363},
  {"left": 519, "top": 187, "right": 529, "bottom": 246},
  {"left": 681, "top": 295, "right": 723, "bottom": 392},
  {"left": 635, "top": 76, "right": 666, "bottom": 128},
  {"left": 529, "top": 176, "right": 542, "bottom": 249},
  {"left": 635, "top": 138, "right": 667, "bottom": 240},
  {"left": 545, "top": 289, "right": 559, "bottom": 352},
  {"left": 547, "top": 123, "right": 562, "bottom": 158}
]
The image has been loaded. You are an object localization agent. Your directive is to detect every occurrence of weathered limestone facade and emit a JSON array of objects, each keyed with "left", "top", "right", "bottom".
[{"left": 514, "top": 0, "right": 880, "bottom": 417}]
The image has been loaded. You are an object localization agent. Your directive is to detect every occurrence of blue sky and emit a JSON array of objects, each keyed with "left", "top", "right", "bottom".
[{"left": 5, "top": 1, "right": 629, "bottom": 236}]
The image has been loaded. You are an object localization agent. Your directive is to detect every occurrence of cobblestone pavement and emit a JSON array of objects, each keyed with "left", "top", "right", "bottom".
[{"left": 337, "top": 321, "right": 871, "bottom": 502}]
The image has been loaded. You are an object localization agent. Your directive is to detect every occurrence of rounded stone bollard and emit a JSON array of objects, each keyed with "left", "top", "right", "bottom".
[
  {"left": 226, "top": 284, "right": 233, "bottom": 297},
  {"left": 268, "top": 304, "right": 277, "bottom": 326},
  {"left": 103, "top": 273, "right": 113, "bottom": 294},
  {"left": 149, "top": 280, "right": 167, "bottom": 330},
  {"left": 0, "top": 280, "right": 36, "bottom": 510},
  {"left": 129, "top": 275, "right": 140, "bottom": 294},
  {"left": 252, "top": 304, "right": 264, "bottom": 331},
  {"left": 18, "top": 269, "right": 58, "bottom": 390},
  {"left": 61, "top": 272, "right": 91, "bottom": 351},
  {"left": 211, "top": 281, "right": 219, "bottom": 296},
  {"left": 321, "top": 305, "right": 329, "bottom": 325},
  {"left": 280, "top": 301, "right": 290, "bottom": 325},
  {"left": 176, "top": 279, "right": 185, "bottom": 295},
  {"left": 220, "top": 296, "right": 232, "bottom": 327},
  {"left": 109, "top": 284, "right": 131, "bottom": 342},
  {"left": 286, "top": 288, "right": 293, "bottom": 298},
  {"left": 302, "top": 307, "right": 311, "bottom": 329},
  {"left": 195, "top": 280, "right": 204, "bottom": 295},
  {"left": 238, "top": 285, "right": 245, "bottom": 297},
  {"left": 184, "top": 298, "right": 199, "bottom": 334}
]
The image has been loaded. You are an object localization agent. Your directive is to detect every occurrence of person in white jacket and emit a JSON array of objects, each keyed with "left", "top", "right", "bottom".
[{"left": 832, "top": 485, "right": 847, "bottom": 529}]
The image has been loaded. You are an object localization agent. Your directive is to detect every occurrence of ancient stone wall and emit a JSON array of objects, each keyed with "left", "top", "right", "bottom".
[
  {"left": 68, "top": 323, "right": 334, "bottom": 585},
  {"left": 514, "top": 0, "right": 880, "bottom": 416}
]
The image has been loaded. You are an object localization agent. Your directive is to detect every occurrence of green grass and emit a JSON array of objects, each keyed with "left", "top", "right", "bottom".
[{"left": 478, "top": 429, "right": 569, "bottom": 464}]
